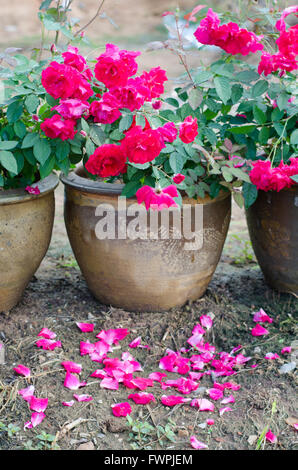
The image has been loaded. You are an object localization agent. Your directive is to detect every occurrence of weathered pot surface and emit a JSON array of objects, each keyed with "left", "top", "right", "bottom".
[
  {"left": 246, "top": 186, "right": 298, "bottom": 295},
  {"left": 61, "top": 168, "right": 231, "bottom": 312},
  {"left": 0, "top": 173, "right": 59, "bottom": 312}
]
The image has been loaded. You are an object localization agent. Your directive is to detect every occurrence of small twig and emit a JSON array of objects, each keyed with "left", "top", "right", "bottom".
[{"left": 74, "top": 0, "right": 106, "bottom": 37}]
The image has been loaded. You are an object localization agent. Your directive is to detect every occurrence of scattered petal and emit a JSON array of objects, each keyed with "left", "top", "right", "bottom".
[
  {"left": 265, "top": 352, "right": 280, "bottom": 360},
  {"left": 35, "top": 339, "right": 62, "bottom": 351},
  {"left": 61, "top": 361, "right": 82, "bottom": 374},
  {"left": 62, "top": 400, "right": 75, "bottom": 407},
  {"left": 100, "top": 377, "right": 119, "bottom": 390},
  {"left": 13, "top": 364, "right": 31, "bottom": 378},
  {"left": 206, "top": 419, "right": 215, "bottom": 426},
  {"left": 219, "top": 406, "right": 233, "bottom": 416},
  {"left": 148, "top": 372, "right": 167, "bottom": 383},
  {"left": 129, "top": 336, "right": 150, "bottom": 349},
  {"left": 208, "top": 388, "right": 224, "bottom": 401},
  {"left": 111, "top": 402, "right": 132, "bottom": 417},
  {"left": 18, "top": 386, "right": 35, "bottom": 402},
  {"left": 265, "top": 429, "right": 277, "bottom": 443},
  {"left": 37, "top": 328, "right": 56, "bottom": 339},
  {"left": 251, "top": 324, "right": 269, "bottom": 337},
  {"left": 29, "top": 396, "right": 48, "bottom": 413},
  {"left": 281, "top": 346, "right": 291, "bottom": 355},
  {"left": 161, "top": 395, "right": 190, "bottom": 407},
  {"left": 190, "top": 435, "right": 208, "bottom": 450},
  {"left": 63, "top": 372, "right": 87, "bottom": 390},
  {"left": 252, "top": 308, "right": 273, "bottom": 323},
  {"left": 128, "top": 392, "right": 155, "bottom": 404},
  {"left": 73, "top": 394, "right": 93, "bottom": 402},
  {"left": 221, "top": 395, "right": 235, "bottom": 404},
  {"left": 200, "top": 315, "right": 213, "bottom": 330},
  {"left": 24, "top": 412, "right": 46, "bottom": 430},
  {"left": 76, "top": 322, "right": 94, "bottom": 333},
  {"left": 191, "top": 398, "right": 215, "bottom": 412}
]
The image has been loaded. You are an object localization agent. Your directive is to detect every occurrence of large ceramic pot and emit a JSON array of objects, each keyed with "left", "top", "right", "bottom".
[
  {"left": 0, "top": 174, "right": 59, "bottom": 312},
  {"left": 246, "top": 186, "right": 298, "bottom": 295},
  {"left": 61, "top": 168, "right": 231, "bottom": 312}
]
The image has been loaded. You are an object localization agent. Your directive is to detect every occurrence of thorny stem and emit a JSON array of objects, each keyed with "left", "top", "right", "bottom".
[{"left": 174, "top": 14, "right": 196, "bottom": 89}]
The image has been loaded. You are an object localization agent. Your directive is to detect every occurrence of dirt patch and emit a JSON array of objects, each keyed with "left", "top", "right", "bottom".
[{"left": 0, "top": 188, "right": 297, "bottom": 450}]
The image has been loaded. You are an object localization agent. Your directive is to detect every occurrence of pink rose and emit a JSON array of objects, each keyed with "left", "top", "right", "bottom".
[
  {"left": 53, "top": 99, "right": 89, "bottom": 119},
  {"left": 136, "top": 185, "right": 178, "bottom": 211},
  {"left": 139, "top": 67, "right": 168, "bottom": 100},
  {"left": 62, "top": 45, "right": 86, "bottom": 72},
  {"left": 158, "top": 122, "right": 178, "bottom": 143},
  {"left": 179, "top": 116, "right": 198, "bottom": 144}
]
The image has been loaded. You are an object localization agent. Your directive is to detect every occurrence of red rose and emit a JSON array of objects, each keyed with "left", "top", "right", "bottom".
[
  {"left": 41, "top": 61, "right": 81, "bottom": 100},
  {"left": 89, "top": 93, "right": 121, "bottom": 124},
  {"left": 62, "top": 45, "right": 86, "bottom": 72},
  {"left": 139, "top": 67, "right": 168, "bottom": 100},
  {"left": 85, "top": 144, "right": 127, "bottom": 178},
  {"left": 94, "top": 44, "right": 140, "bottom": 89},
  {"left": 40, "top": 114, "right": 77, "bottom": 141},
  {"left": 121, "top": 126, "right": 165, "bottom": 164},
  {"left": 179, "top": 116, "right": 198, "bottom": 144},
  {"left": 158, "top": 122, "right": 177, "bottom": 143}
]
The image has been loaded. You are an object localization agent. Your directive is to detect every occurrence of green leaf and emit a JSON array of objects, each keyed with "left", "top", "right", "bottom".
[
  {"left": 56, "top": 141, "right": 70, "bottom": 161},
  {"left": 290, "top": 129, "right": 298, "bottom": 146},
  {"left": 258, "top": 127, "right": 269, "bottom": 145},
  {"left": 25, "top": 94, "right": 40, "bottom": 113},
  {"left": 0, "top": 141, "right": 18, "bottom": 150},
  {"left": 230, "top": 167, "right": 251, "bottom": 183},
  {"left": 89, "top": 125, "right": 106, "bottom": 146},
  {"left": 188, "top": 88, "right": 203, "bottom": 110},
  {"left": 233, "top": 191, "right": 244, "bottom": 208},
  {"left": 253, "top": 105, "right": 266, "bottom": 125},
  {"left": 222, "top": 166, "right": 233, "bottom": 182},
  {"left": 235, "top": 70, "right": 260, "bottom": 83},
  {"left": 277, "top": 92, "right": 289, "bottom": 110},
  {"left": 251, "top": 80, "right": 268, "bottom": 98},
  {"left": 33, "top": 138, "right": 51, "bottom": 165},
  {"left": 290, "top": 174, "right": 298, "bottom": 183},
  {"left": 119, "top": 114, "right": 133, "bottom": 133},
  {"left": 121, "top": 180, "right": 142, "bottom": 198},
  {"left": 135, "top": 114, "right": 146, "bottom": 128},
  {"left": 14, "top": 121, "right": 27, "bottom": 139},
  {"left": 0, "top": 150, "right": 18, "bottom": 174},
  {"left": 6, "top": 100, "right": 23, "bottom": 123},
  {"left": 242, "top": 182, "right": 258, "bottom": 209},
  {"left": 228, "top": 125, "right": 256, "bottom": 134},
  {"left": 169, "top": 152, "right": 185, "bottom": 173},
  {"left": 214, "top": 76, "right": 231, "bottom": 104},
  {"left": 194, "top": 69, "right": 213, "bottom": 84},
  {"left": 86, "top": 138, "right": 95, "bottom": 157},
  {"left": 39, "top": 155, "right": 55, "bottom": 179},
  {"left": 80, "top": 118, "right": 90, "bottom": 134},
  {"left": 22, "top": 132, "right": 40, "bottom": 149}
]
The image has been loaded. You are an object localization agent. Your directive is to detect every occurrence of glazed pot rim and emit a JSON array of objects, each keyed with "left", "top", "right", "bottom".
[
  {"left": 0, "top": 173, "right": 59, "bottom": 206},
  {"left": 60, "top": 166, "right": 231, "bottom": 205}
]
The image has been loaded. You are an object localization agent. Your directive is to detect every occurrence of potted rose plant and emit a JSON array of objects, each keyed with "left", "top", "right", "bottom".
[
  {"left": 37, "top": 37, "right": 250, "bottom": 312},
  {"left": 158, "top": 4, "right": 297, "bottom": 295},
  {"left": 0, "top": 0, "right": 91, "bottom": 311}
]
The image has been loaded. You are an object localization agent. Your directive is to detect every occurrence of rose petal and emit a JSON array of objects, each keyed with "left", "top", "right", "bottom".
[
  {"left": 13, "top": 364, "right": 31, "bottom": 378},
  {"left": 76, "top": 322, "right": 95, "bottom": 333},
  {"left": 61, "top": 361, "right": 82, "bottom": 374},
  {"left": 128, "top": 392, "right": 155, "bottom": 405},
  {"left": 219, "top": 406, "right": 233, "bottom": 416},
  {"left": 251, "top": 324, "right": 269, "bottom": 337},
  {"left": 111, "top": 402, "right": 132, "bottom": 417},
  {"left": 100, "top": 377, "right": 119, "bottom": 390},
  {"left": 62, "top": 400, "right": 75, "bottom": 407},
  {"left": 265, "top": 429, "right": 277, "bottom": 443},
  {"left": 73, "top": 394, "right": 93, "bottom": 402},
  {"left": 63, "top": 372, "right": 87, "bottom": 390},
  {"left": 190, "top": 435, "right": 208, "bottom": 450},
  {"left": 37, "top": 328, "right": 57, "bottom": 339},
  {"left": 24, "top": 412, "right": 46, "bottom": 430},
  {"left": 18, "top": 385, "right": 35, "bottom": 402},
  {"left": 29, "top": 396, "right": 48, "bottom": 413}
]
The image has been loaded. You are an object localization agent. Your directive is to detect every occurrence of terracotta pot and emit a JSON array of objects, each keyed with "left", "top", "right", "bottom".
[
  {"left": 246, "top": 186, "right": 298, "bottom": 295},
  {"left": 61, "top": 168, "right": 231, "bottom": 312},
  {"left": 0, "top": 174, "right": 59, "bottom": 312}
]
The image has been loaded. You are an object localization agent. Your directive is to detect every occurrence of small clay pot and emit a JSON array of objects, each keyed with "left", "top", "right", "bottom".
[
  {"left": 0, "top": 173, "right": 59, "bottom": 312},
  {"left": 61, "top": 168, "right": 231, "bottom": 312},
  {"left": 246, "top": 186, "right": 298, "bottom": 295}
]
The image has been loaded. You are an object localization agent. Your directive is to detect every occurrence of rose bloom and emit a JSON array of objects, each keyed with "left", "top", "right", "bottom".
[
  {"left": 40, "top": 114, "right": 77, "bottom": 141},
  {"left": 41, "top": 61, "right": 81, "bottom": 100},
  {"left": 136, "top": 185, "right": 178, "bottom": 210},
  {"left": 94, "top": 43, "right": 140, "bottom": 89},
  {"left": 85, "top": 144, "right": 127, "bottom": 178},
  {"left": 139, "top": 67, "right": 168, "bottom": 100},
  {"left": 62, "top": 45, "right": 86, "bottom": 72},
  {"left": 194, "top": 8, "right": 263, "bottom": 56},
  {"left": 111, "top": 81, "right": 147, "bottom": 112},
  {"left": 53, "top": 99, "right": 89, "bottom": 119},
  {"left": 179, "top": 116, "right": 198, "bottom": 144},
  {"left": 158, "top": 122, "right": 178, "bottom": 143},
  {"left": 258, "top": 52, "right": 298, "bottom": 76},
  {"left": 121, "top": 125, "right": 165, "bottom": 164},
  {"left": 89, "top": 93, "right": 121, "bottom": 124}
]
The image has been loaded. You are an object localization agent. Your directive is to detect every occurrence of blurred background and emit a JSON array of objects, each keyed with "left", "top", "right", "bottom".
[{"left": 0, "top": 0, "right": 296, "bottom": 79}]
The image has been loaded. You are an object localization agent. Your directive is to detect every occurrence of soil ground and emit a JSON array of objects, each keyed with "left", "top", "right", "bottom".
[{"left": 0, "top": 0, "right": 297, "bottom": 453}]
